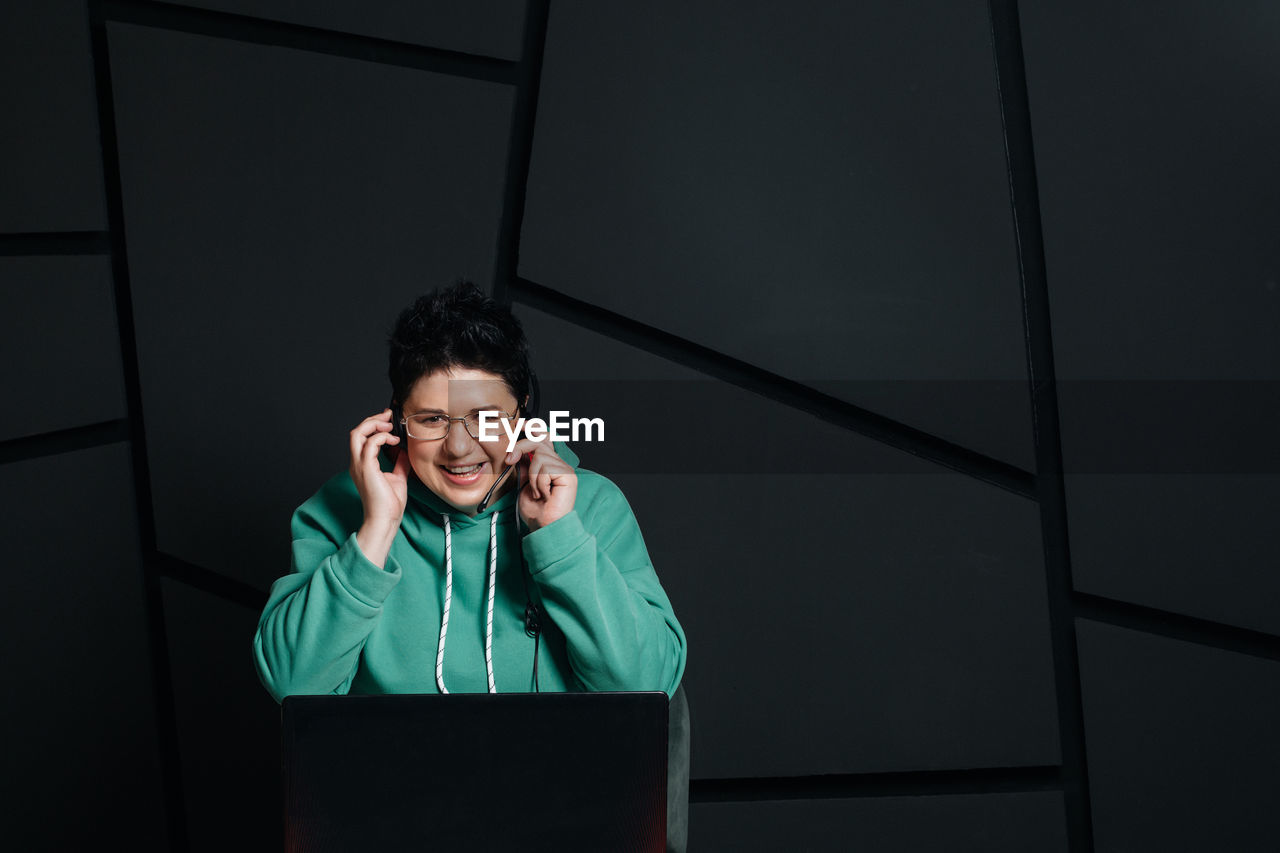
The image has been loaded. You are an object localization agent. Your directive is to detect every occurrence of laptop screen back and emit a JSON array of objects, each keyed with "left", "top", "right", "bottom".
[{"left": 282, "top": 692, "right": 668, "bottom": 852}]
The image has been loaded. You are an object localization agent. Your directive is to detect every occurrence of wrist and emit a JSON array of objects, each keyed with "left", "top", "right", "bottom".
[
  {"left": 357, "top": 518, "right": 399, "bottom": 567},
  {"left": 361, "top": 515, "right": 400, "bottom": 536}
]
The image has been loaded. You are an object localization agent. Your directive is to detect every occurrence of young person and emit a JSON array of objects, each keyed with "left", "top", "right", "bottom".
[{"left": 253, "top": 282, "right": 686, "bottom": 701}]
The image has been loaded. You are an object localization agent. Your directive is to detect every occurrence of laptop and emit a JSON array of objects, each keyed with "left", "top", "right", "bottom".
[{"left": 282, "top": 691, "right": 669, "bottom": 852}]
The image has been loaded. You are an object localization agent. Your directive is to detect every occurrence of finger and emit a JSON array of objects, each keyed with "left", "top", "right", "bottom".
[
  {"left": 391, "top": 444, "right": 410, "bottom": 479},
  {"left": 512, "top": 449, "right": 534, "bottom": 479},
  {"left": 503, "top": 438, "right": 535, "bottom": 464},
  {"left": 350, "top": 428, "right": 366, "bottom": 464},
  {"left": 526, "top": 456, "right": 542, "bottom": 499},
  {"left": 351, "top": 409, "right": 394, "bottom": 459},
  {"left": 362, "top": 429, "right": 396, "bottom": 471},
  {"left": 505, "top": 438, "right": 557, "bottom": 465},
  {"left": 362, "top": 429, "right": 390, "bottom": 462},
  {"left": 538, "top": 468, "right": 552, "bottom": 500}
]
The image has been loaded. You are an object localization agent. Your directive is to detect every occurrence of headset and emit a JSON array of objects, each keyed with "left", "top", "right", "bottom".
[{"left": 386, "top": 369, "right": 546, "bottom": 690}]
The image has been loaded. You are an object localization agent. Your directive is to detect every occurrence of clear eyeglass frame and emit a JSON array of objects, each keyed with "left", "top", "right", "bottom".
[{"left": 400, "top": 410, "right": 515, "bottom": 441}]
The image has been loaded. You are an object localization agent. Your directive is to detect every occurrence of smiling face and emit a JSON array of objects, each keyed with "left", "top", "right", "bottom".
[{"left": 399, "top": 366, "right": 521, "bottom": 516}]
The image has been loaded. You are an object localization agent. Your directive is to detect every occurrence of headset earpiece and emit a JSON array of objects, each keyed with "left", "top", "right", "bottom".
[{"left": 387, "top": 397, "right": 403, "bottom": 443}]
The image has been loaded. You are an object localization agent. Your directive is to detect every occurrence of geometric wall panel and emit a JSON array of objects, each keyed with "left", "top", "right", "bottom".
[
  {"left": 1077, "top": 620, "right": 1280, "bottom": 853},
  {"left": 0, "top": 255, "right": 125, "bottom": 441},
  {"left": 107, "top": 23, "right": 514, "bottom": 589},
  {"left": 0, "top": 0, "right": 106, "bottom": 231},
  {"left": 165, "top": 0, "right": 528, "bottom": 60},
  {"left": 521, "top": 0, "right": 1033, "bottom": 470},
  {"left": 635, "top": 468, "right": 1062, "bottom": 779},
  {"left": 1022, "top": 0, "right": 1280, "bottom": 632},
  {"left": 1066, "top": 475, "right": 1280, "bottom": 636},
  {"left": 1023, "top": 0, "right": 1280, "bottom": 383},
  {"left": 517, "top": 306, "right": 1061, "bottom": 778},
  {"left": 162, "top": 578, "right": 281, "bottom": 853},
  {"left": 690, "top": 793, "right": 1068, "bottom": 852},
  {"left": 0, "top": 445, "right": 166, "bottom": 851}
]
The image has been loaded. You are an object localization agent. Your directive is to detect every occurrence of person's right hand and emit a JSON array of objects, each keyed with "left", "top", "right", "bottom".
[{"left": 350, "top": 408, "right": 409, "bottom": 528}]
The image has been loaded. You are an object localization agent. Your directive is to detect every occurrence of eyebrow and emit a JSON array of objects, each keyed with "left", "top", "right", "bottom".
[{"left": 406, "top": 404, "right": 509, "bottom": 416}]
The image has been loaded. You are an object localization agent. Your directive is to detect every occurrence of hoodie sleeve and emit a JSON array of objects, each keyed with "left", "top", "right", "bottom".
[
  {"left": 522, "top": 475, "right": 687, "bottom": 697},
  {"left": 252, "top": 477, "right": 403, "bottom": 702}
]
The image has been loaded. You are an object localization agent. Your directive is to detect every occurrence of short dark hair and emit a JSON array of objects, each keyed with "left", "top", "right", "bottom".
[{"left": 387, "top": 281, "right": 534, "bottom": 414}]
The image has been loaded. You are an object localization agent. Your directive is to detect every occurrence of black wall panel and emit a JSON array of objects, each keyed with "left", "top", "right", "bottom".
[
  {"left": 1065, "top": 476, "right": 1280, "bottom": 636},
  {"left": 0, "top": 1, "right": 106, "bottom": 231},
  {"left": 690, "top": 793, "right": 1068, "bottom": 852},
  {"left": 520, "top": 0, "right": 1033, "bottom": 470},
  {"left": 516, "top": 306, "right": 1060, "bottom": 778},
  {"left": 162, "top": 578, "right": 281, "bottom": 853},
  {"left": 0, "top": 255, "right": 125, "bottom": 441},
  {"left": 168, "top": 0, "right": 528, "bottom": 60},
  {"left": 1021, "top": 1, "right": 1280, "bottom": 632},
  {"left": 1077, "top": 620, "right": 1280, "bottom": 853},
  {"left": 0, "top": 445, "right": 166, "bottom": 851},
  {"left": 636, "top": 470, "right": 1060, "bottom": 778},
  {"left": 106, "top": 23, "right": 514, "bottom": 589}
]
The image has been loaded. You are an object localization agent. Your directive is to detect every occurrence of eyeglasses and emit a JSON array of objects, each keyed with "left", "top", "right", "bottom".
[{"left": 400, "top": 410, "right": 515, "bottom": 441}]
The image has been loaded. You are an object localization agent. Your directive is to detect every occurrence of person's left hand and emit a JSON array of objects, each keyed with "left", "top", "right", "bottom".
[{"left": 504, "top": 440, "right": 577, "bottom": 531}]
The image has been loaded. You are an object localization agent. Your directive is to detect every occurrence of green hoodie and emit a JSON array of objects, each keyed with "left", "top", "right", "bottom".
[{"left": 253, "top": 443, "right": 686, "bottom": 700}]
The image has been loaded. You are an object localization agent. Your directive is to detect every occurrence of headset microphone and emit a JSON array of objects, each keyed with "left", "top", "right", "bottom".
[{"left": 476, "top": 463, "right": 514, "bottom": 513}]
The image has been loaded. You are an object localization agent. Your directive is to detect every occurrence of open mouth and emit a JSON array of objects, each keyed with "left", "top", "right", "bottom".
[{"left": 440, "top": 461, "right": 486, "bottom": 483}]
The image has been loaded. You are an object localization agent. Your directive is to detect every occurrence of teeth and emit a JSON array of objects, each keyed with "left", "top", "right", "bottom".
[{"left": 445, "top": 463, "right": 483, "bottom": 475}]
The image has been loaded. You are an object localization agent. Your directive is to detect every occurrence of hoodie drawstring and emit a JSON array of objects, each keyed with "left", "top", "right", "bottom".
[{"left": 435, "top": 513, "right": 499, "bottom": 694}]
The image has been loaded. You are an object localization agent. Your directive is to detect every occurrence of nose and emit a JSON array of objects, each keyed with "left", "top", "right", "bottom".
[{"left": 443, "top": 418, "right": 477, "bottom": 456}]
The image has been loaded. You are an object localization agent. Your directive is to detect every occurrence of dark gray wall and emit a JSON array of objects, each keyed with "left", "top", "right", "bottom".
[{"left": 3, "top": 1, "right": 1277, "bottom": 851}]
